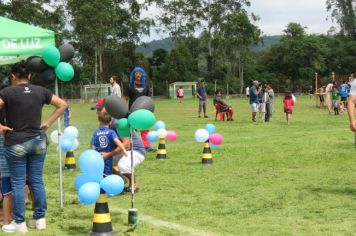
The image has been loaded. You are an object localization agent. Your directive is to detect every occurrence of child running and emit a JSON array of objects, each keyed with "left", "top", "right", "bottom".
[{"left": 283, "top": 92, "right": 295, "bottom": 125}]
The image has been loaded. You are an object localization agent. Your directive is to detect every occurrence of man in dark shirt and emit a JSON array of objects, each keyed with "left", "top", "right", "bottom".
[
  {"left": 124, "top": 67, "right": 155, "bottom": 152},
  {"left": 195, "top": 79, "right": 208, "bottom": 118}
]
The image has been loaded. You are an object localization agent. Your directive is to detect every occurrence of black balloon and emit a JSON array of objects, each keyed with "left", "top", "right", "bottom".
[
  {"left": 31, "top": 68, "right": 56, "bottom": 86},
  {"left": 59, "top": 44, "right": 75, "bottom": 62},
  {"left": 104, "top": 95, "right": 129, "bottom": 119},
  {"left": 129, "top": 96, "right": 155, "bottom": 113},
  {"left": 26, "top": 56, "right": 48, "bottom": 73}
]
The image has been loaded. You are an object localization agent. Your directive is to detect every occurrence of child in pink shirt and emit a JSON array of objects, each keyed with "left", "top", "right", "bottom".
[
  {"left": 177, "top": 87, "right": 184, "bottom": 103},
  {"left": 283, "top": 92, "right": 295, "bottom": 125}
]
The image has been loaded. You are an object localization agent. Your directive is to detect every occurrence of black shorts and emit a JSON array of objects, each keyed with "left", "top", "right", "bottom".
[
  {"left": 341, "top": 97, "right": 347, "bottom": 101},
  {"left": 319, "top": 95, "right": 324, "bottom": 102},
  {"left": 284, "top": 109, "right": 292, "bottom": 114}
]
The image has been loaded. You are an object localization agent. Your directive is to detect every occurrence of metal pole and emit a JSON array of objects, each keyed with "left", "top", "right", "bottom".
[
  {"left": 55, "top": 79, "right": 63, "bottom": 208},
  {"left": 130, "top": 128, "right": 135, "bottom": 208}
]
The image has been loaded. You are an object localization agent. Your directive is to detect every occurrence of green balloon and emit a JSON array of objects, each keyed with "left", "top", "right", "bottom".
[
  {"left": 55, "top": 62, "right": 74, "bottom": 82},
  {"left": 128, "top": 109, "right": 156, "bottom": 131},
  {"left": 116, "top": 118, "right": 130, "bottom": 137},
  {"left": 42, "top": 46, "right": 60, "bottom": 67}
]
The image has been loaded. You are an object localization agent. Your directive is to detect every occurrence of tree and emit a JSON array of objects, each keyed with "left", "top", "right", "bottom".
[
  {"left": 67, "top": 0, "right": 151, "bottom": 84},
  {"left": 261, "top": 23, "right": 328, "bottom": 92},
  {"left": 327, "top": 0, "right": 356, "bottom": 39},
  {"left": 217, "top": 11, "right": 261, "bottom": 93}
]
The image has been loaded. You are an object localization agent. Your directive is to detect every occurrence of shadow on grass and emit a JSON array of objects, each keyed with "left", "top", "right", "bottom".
[{"left": 307, "top": 186, "right": 356, "bottom": 196}]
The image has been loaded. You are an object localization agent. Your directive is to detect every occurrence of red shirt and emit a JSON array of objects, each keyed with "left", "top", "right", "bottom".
[{"left": 283, "top": 97, "right": 294, "bottom": 111}]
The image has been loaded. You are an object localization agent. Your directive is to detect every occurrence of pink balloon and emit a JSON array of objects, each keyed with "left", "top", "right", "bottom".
[
  {"left": 166, "top": 130, "right": 177, "bottom": 141},
  {"left": 209, "top": 133, "right": 223, "bottom": 145}
]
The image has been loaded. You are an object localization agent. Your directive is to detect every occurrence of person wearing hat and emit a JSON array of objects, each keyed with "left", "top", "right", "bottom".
[{"left": 249, "top": 80, "right": 262, "bottom": 122}]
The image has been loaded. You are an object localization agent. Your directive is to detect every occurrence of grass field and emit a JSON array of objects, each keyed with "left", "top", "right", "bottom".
[{"left": 20, "top": 95, "right": 356, "bottom": 235}]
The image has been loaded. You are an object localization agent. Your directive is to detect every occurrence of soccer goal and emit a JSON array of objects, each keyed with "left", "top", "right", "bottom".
[
  {"left": 83, "top": 83, "right": 111, "bottom": 100},
  {"left": 169, "top": 82, "right": 198, "bottom": 99}
]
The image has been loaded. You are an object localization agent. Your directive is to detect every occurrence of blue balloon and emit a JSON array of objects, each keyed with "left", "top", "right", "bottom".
[
  {"left": 100, "top": 175, "right": 125, "bottom": 196},
  {"left": 74, "top": 173, "right": 91, "bottom": 190},
  {"left": 74, "top": 173, "right": 103, "bottom": 190},
  {"left": 78, "top": 150, "right": 104, "bottom": 175},
  {"left": 61, "top": 138, "right": 73, "bottom": 152},
  {"left": 154, "top": 121, "right": 166, "bottom": 130},
  {"left": 205, "top": 123, "right": 216, "bottom": 135},
  {"left": 147, "top": 131, "right": 159, "bottom": 142},
  {"left": 78, "top": 182, "right": 101, "bottom": 205}
]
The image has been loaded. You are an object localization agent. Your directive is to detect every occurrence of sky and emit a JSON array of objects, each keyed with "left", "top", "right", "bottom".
[{"left": 141, "top": 0, "right": 337, "bottom": 42}]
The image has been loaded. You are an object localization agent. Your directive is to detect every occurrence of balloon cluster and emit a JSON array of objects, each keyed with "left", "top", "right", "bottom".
[
  {"left": 194, "top": 123, "right": 223, "bottom": 148},
  {"left": 147, "top": 120, "right": 177, "bottom": 142},
  {"left": 26, "top": 44, "right": 75, "bottom": 85},
  {"left": 75, "top": 150, "right": 125, "bottom": 205},
  {"left": 50, "top": 126, "right": 79, "bottom": 152},
  {"left": 104, "top": 95, "right": 156, "bottom": 136}
]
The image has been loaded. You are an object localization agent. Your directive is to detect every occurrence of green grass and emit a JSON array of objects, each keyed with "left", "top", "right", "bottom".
[{"left": 23, "top": 96, "right": 356, "bottom": 235}]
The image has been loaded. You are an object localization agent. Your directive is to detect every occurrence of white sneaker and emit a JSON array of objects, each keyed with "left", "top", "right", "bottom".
[
  {"left": 28, "top": 218, "right": 46, "bottom": 230},
  {"left": 2, "top": 221, "right": 28, "bottom": 234}
]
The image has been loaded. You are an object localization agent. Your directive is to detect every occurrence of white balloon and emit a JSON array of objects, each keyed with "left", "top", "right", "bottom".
[
  {"left": 63, "top": 126, "right": 78, "bottom": 139},
  {"left": 72, "top": 139, "right": 79, "bottom": 150},
  {"left": 157, "top": 128, "right": 167, "bottom": 139},
  {"left": 50, "top": 130, "right": 62, "bottom": 144},
  {"left": 194, "top": 129, "right": 209, "bottom": 143}
]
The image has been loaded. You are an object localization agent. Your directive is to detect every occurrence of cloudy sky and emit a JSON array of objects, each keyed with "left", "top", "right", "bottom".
[
  {"left": 142, "top": 0, "right": 337, "bottom": 41},
  {"left": 248, "top": 0, "right": 336, "bottom": 35}
]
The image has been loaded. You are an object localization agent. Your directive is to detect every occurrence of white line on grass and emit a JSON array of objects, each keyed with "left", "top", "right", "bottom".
[{"left": 66, "top": 194, "right": 216, "bottom": 236}]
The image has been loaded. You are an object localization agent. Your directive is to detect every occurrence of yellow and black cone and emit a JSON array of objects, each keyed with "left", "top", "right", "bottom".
[
  {"left": 88, "top": 192, "right": 116, "bottom": 236},
  {"left": 156, "top": 138, "right": 167, "bottom": 160},
  {"left": 64, "top": 150, "right": 76, "bottom": 171},
  {"left": 201, "top": 141, "right": 213, "bottom": 165}
]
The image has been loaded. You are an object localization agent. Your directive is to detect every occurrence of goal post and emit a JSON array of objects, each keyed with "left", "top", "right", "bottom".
[{"left": 169, "top": 82, "right": 198, "bottom": 99}]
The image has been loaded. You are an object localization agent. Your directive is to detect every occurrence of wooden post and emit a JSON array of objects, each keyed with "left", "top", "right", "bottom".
[{"left": 315, "top": 73, "right": 318, "bottom": 108}]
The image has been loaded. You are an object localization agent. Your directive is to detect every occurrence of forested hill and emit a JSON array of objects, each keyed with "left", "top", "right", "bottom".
[{"left": 137, "top": 35, "right": 281, "bottom": 57}]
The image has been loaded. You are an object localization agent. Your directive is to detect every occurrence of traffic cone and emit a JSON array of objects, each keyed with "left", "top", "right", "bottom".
[
  {"left": 88, "top": 191, "right": 116, "bottom": 236},
  {"left": 156, "top": 138, "right": 167, "bottom": 160},
  {"left": 201, "top": 141, "right": 213, "bottom": 165},
  {"left": 64, "top": 150, "right": 76, "bottom": 171}
]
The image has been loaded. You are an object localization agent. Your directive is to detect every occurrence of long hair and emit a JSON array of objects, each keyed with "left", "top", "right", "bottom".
[{"left": 129, "top": 67, "right": 146, "bottom": 88}]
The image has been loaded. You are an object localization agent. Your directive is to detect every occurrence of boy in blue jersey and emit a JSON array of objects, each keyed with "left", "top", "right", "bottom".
[
  {"left": 90, "top": 112, "right": 127, "bottom": 177},
  {"left": 338, "top": 81, "right": 349, "bottom": 110}
]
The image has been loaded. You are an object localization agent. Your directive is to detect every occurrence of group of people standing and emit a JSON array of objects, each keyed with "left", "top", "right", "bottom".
[
  {"left": 317, "top": 75, "right": 353, "bottom": 115},
  {"left": 248, "top": 81, "right": 275, "bottom": 123}
]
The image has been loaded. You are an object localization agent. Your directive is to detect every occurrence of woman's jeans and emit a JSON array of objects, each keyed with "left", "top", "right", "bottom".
[{"left": 5, "top": 132, "right": 47, "bottom": 223}]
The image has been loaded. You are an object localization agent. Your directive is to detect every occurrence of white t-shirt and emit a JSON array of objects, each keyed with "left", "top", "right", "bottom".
[
  {"left": 111, "top": 83, "right": 122, "bottom": 97},
  {"left": 349, "top": 79, "right": 356, "bottom": 96}
]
